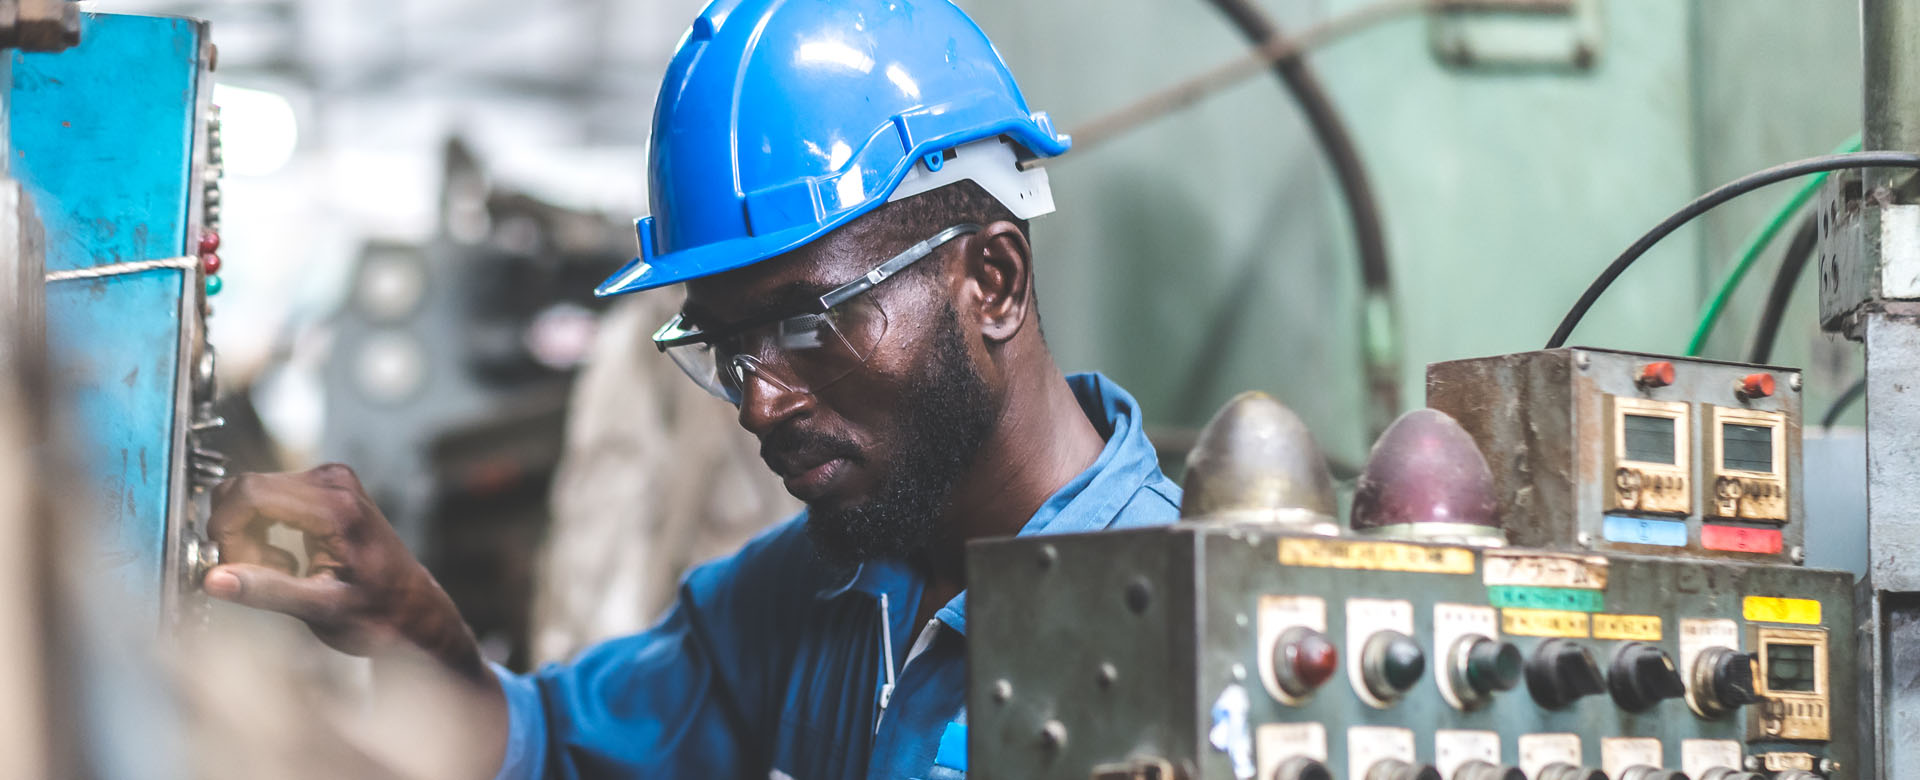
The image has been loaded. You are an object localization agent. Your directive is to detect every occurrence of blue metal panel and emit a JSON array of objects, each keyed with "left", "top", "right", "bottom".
[{"left": 13, "top": 13, "right": 204, "bottom": 625}]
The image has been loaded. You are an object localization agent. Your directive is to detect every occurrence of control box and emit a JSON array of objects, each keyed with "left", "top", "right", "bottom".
[
  {"left": 967, "top": 528, "right": 1854, "bottom": 779},
  {"left": 1426, "top": 349, "right": 1801, "bottom": 564}
]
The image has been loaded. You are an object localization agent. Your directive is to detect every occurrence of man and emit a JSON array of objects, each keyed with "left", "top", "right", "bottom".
[{"left": 202, "top": 0, "right": 1181, "bottom": 777}]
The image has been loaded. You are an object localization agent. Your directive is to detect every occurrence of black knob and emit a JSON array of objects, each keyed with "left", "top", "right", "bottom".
[
  {"left": 1361, "top": 630, "right": 1426, "bottom": 702},
  {"left": 1609, "top": 642, "right": 1687, "bottom": 712},
  {"left": 1274, "top": 756, "right": 1333, "bottom": 780},
  {"left": 1525, "top": 639, "right": 1607, "bottom": 709},
  {"left": 1365, "top": 759, "right": 1442, "bottom": 780},
  {"left": 1617, "top": 767, "right": 1688, "bottom": 780},
  {"left": 1451, "top": 760, "right": 1526, "bottom": 780},
  {"left": 1699, "top": 769, "right": 1764, "bottom": 780},
  {"left": 1536, "top": 764, "right": 1607, "bottom": 780},
  {"left": 1710, "top": 649, "right": 1761, "bottom": 708}
]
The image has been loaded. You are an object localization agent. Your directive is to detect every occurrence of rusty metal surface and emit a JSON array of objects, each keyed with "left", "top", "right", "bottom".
[{"left": 1427, "top": 348, "right": 1804, "bottom": 564}]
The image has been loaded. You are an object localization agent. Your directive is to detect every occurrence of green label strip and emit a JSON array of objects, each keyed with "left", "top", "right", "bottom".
[{"left": 1487, "top": 585, "right": 1605, "bottom": 613}]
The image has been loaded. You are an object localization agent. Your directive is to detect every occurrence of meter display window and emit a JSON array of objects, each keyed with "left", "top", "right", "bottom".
[
  {"left": 1722, "top": 423, "right": 1775, "bottom": 473},
  {"left": 1622, "top": 414, "right": 1677, "bottom": 464},
  {"left": 1766, "top": 642, "right": 1818, "bottom": 692}
]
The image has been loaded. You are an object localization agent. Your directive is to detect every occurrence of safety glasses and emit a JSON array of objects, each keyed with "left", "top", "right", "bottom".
[{"left": 653, "top": 224, "right": 980, "bottom": 404}]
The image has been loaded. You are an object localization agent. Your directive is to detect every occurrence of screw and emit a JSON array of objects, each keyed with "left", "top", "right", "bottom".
[
  {"left": 1040, "top": 720, "right": 1067, "bottom": 751},
  {"left": 992, "top": 679, "right": 1013, "bottom": 703},
  {"left": 1744, "top": 756, "right": 1764, "bottom": 771},
  {"left": 1573, "top": 351, "right": 1591, "bottom": 371},
  {"left": 1097, "top": 663, "right": 1118, "bottom": 689},
  {"left": 1124, "top": 577, "right": 1153, "bottom": 614},
  {"left": 1576, "top": 532, "right": 1594, "bottom": 547},
  {"left": 1791, "top": 546, "right": 1806, "bottom": 564},
  {"left": 1037, "top": 544, "right": 1057, "bottom": 570},
  {"left": 1790, "top": 373, "right": 1804, "bottom": 392},
  {"left": 1821, "top": 759, "right": 1840, "bottom": 773}
]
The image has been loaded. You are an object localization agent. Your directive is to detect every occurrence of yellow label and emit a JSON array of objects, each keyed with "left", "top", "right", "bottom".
[
  {"left": 1594, "top": 614, "right": 1663, "bottom": 641},
  {"left": 1502, "top": 608, "right": 1591, "bottom": 638},
  {"left": 1277, "top": 538, "right": 1475, "bottom": 575},
  {"left": 1743, "top": 596, "right": 1822, "bottom": 625}
]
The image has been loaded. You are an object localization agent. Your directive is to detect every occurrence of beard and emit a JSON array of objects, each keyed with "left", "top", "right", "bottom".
[{"left": 798, "top": 303, "right": 996, "bottom": 568}]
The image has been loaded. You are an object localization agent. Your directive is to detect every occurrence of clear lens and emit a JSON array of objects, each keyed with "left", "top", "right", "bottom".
[{"left": 661, "top": 297, "right": 890, "bottom": 404}]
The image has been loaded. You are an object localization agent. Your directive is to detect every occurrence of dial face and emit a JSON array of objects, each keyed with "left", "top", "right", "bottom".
[
  {"left": 1722, "top": 423, "right": 1775, "bottom": 473},
  {"left": 1766, "top": 643, "right": 1818, "bottom": 693},
  {"left": 1622, "top": 414, "right": 1677, "bottom": 465}
]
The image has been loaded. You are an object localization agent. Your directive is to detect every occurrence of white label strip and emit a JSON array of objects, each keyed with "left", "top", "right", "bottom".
[
  {"left": 1255, "top": 723, "right": 1328, "bottom": 780},
  {"left": 1349, "top": 726, "right": 1415, "bottom": 780},
  {"left": 1602, "top": 737, "right": 1663, "bottom": 779},
  {"left": 1681, "top": 739, "right": 1743, "bottom": 779},
  {"left": 1256, "top": 595, "right": 1327, "bottom": 704},
  {"left": 1518, "top": 734, "right": 1582, "bottom": 779},
  {"left": 1436, "top": 730, "right": 1501, "bottom": 778},
  {"left": 1483, "top": 551, "right": 1610, "bottom": 589},
  {"left": 1347, "top": 598, "right": 1415, "bottom": 709}
]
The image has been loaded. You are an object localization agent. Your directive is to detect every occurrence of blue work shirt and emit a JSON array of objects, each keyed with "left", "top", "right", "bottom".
[{"left": 492, "top": 372, "right": 1180, "bottom": 780}]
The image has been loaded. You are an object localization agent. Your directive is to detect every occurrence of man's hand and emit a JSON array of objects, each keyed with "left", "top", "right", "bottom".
[{"left": 204, "top": 464, "right": 489, "bottom": 685}]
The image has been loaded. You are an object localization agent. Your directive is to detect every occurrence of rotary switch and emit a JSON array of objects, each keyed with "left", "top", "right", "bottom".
[
  {"left": 1609, "top": 642, "right": 1687, "bottom": 712},
  {"left": 1360, "top": 630, "right": 1426, "bottom": 703},
  {"left": 1448, "top": 635, "right": 1522, "bottom": 708},
  {"left": 1271, "top": 626, "right": 1339, "bottom": 700},
  {"left": 1688, "top": 646, "right": 1762, "bottom": 718},
  {"left": 1273, "top": 756, "right": 1333, "bottom": 780},
  {"left": 1698, "top": 769, "right": 1763, "bottom": 780},
  {"left": 1536, "top": 765, "right": 1606, "bottom": 780},
  {"left": 1525, "top": 639, "right": 1606, "bottom": 709},
  {"left": 1451, "top": 760, "right": 1525, "bottom": 780},
  {"left": 1617, "top": 767, "right": 1688, "bottom": 780},
  {"left": 1365, "top": 759, "right": 1441, "bottom": 780}
]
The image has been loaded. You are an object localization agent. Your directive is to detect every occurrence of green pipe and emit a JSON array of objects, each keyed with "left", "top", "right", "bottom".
[{"left": 1685, "top": 135, "right": 1862, "bottom": 357}]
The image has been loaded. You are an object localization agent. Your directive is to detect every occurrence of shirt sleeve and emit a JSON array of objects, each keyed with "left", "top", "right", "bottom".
[{"left": 489, "top": 517, "right": 814, "bottom": 780}]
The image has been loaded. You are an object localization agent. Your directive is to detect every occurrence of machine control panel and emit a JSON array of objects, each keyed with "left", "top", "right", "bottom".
[
  {"left": 968, "top": 530, "right": 1854, "bottom": 779},
  {"left": 1427, "top": 349, "right": 1802, "bottom": 564}
]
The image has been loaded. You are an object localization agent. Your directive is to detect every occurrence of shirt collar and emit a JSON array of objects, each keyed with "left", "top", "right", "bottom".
[{"left": 816, "top": 373, "right": 1168, "bottom": 636}]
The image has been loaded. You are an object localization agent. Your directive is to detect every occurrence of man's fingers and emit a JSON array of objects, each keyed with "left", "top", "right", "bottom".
[
  {"left": 203, "top": 563, "right": 350, "bottom": 625},
  {"left": 208, "top": 471, "right": 355, "bottom": 544}
]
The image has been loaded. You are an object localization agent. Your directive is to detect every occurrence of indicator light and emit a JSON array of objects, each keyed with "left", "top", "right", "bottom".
[
  {"left": 201, "top": 251, "right": 222, "bottom": 275},
  {"left": 206, "top": 275, "right": 224, "bottom": 296},
  {"left": 1350, "top": 408, "right": 1502, "bottom": 543},
  {"left": 1272, "top": 626, "right": 1338, "bottom": 699},
  {"left": 198, "top": 230, "right": 220, "bottom": 253},
  {"left": 1450, "top": 635, "right": 1522, "bottom": 709},
  {"left": 1179, "top": 391, "right": 1338, "bottom": 531},
  {"left": 1274, "top": 757, "right": 1333, "bottom": 780}
]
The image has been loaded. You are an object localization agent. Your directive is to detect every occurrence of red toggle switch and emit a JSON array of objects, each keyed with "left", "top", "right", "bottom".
[
  {"left": 1737, "top": 373, "right": 1775, "bottom": 400},
  {"left": 1637, "top": 361, "right": 1675, "bottom": 389}
]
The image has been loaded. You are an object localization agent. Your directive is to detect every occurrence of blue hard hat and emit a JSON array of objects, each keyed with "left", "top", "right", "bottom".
[{"left": 594, "top": 0, "right": 1071, "bottom": 298}]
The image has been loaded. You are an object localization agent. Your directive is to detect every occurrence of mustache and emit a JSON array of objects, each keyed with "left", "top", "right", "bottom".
[{"left": 759, "top": 425, "right": 862, "bottom": 465}]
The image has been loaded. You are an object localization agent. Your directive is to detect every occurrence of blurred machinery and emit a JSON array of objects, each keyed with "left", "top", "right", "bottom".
[
  {"left": 969, "top": 349, "right": 1853, "bottom": 779},
  {"left": 313, "top": 139, "right": 628, "bottom": 667}
]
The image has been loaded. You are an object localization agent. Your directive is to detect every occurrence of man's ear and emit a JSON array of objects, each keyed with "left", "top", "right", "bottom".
[{"left": 965, "top": 220, "right": 1032, "bottom": 343}]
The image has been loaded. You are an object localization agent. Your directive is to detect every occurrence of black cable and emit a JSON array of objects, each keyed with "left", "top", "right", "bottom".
[
  {"left": 1203, "top": 0, "right": 1401, "bottom": 433},
  {"left": 1546, "top": 151, "right": 1920, "bottom": 349},
  {"left": 1821, "top": 376, "right": 1866, "bottom": 430},
  {"left": 1745, "top": 214, "right": 1819, "bottom": 364}
]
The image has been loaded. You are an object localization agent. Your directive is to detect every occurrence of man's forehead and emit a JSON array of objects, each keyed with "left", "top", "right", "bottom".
[{"left": 679, "top": 233, "right": 874, "bottom": 323}]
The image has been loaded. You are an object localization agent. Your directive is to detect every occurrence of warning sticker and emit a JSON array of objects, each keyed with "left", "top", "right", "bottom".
[
  {"left": 1279, "top": 538, "right": 1475, "bottom": 575},
  {"left": 1743, "top": 596, "right": 1822, "bottom": 625},
  {"left": 1502, "top": 608, "right": 1591, "bottom": 638},
  {"left": 1594, "top": 614, "right": 1663, "bottom": 641}
]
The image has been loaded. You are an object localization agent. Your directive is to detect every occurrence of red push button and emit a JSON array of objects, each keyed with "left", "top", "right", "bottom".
[
  {"left": 1637, "top": 361, "right": 1675, "bottom": 389},
  {"left": 1272, "top": 626, "right": 1338, "bottom": 699},
  {"left": 1737, "top": 373, "right": 1775, "bottom": 400}
]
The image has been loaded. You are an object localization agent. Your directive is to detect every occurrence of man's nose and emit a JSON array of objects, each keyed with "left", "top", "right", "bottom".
[{"left": 736, "top": 363, "right": 812, "bottom": 435}]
